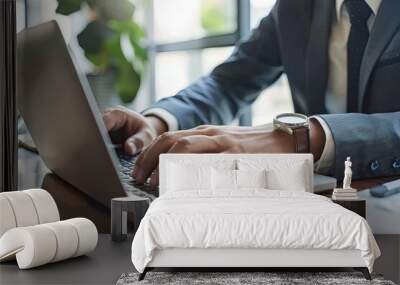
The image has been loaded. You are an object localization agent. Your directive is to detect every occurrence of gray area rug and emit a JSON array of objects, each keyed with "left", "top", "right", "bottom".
[{"left": 117, "top": 272, "right": 396, "bottom": 285}]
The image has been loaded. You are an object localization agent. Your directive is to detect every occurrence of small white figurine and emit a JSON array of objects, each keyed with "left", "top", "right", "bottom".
[
  {"left": 343, "top": 157, "right": 352, "bottom": 189},
  {"left": 332, "top": 157, "right": 357, "bottom": 200}
]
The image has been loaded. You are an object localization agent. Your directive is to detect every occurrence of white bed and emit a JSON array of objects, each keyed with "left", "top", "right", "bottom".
[{"left": 131, "top": 154, "right": 380, "bottom": 280}]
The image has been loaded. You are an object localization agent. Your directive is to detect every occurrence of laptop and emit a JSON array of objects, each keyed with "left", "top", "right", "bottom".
[
  {"left": 17, "top": 21, "right": 157, "bottom": 207},
  {"left": 17, "top": 21, "right": 337, "bottom": 208}
]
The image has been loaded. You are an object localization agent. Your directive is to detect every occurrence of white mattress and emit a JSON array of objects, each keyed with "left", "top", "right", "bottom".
[{"left": 131, "top": 190, "right": 380, "bottom": 273}]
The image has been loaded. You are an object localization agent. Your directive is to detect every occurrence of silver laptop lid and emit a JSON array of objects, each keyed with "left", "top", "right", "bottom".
[{"left": 17, "top": 20, "right": 126, "bottom": 207}]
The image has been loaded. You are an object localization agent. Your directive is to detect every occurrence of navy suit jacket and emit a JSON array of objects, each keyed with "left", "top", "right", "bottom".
[{"left": 149, "top": 0, "right": 400, "bottom": 180}]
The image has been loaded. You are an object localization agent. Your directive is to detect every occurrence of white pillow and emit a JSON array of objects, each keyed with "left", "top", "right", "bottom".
[
  {"left": 236, "top": 169, "right": 268, "bottom": 189},
  {"left": 211, "top": 169, "right": 268, "bottom": 191},
  {"left": 266, "top": 161, "right": 308, "bottom": 191},
  {"left": 238, "top": 159, "right": 310, "bottom": 192},
  {"left": 212, "top": 168, "right": 237, "bottom": 190},
  {"left": 167, "top": 162, "right": 211, "bottom": 192}
]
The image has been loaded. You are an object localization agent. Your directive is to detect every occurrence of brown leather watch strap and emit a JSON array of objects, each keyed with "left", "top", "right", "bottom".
[{"left": 292, "top": 127, "right": 310, "bottom": 153}]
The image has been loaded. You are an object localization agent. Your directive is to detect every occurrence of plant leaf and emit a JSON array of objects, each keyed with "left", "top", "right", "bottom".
[
  {"left": 129, "top": 36, "right": 147, "bottom": 62},
  {"left": 116, "top": 61, "right": 141, "bottom": 103},
  {"left": 55, "top": 0, "right": 84, "bottom": 15},
  {"left": 103, "top": 30, "right": 141, "bottom": 103},
  {"left": 86, "top": 50, "right": 109, "bottom": 70},
  {"left": 58, "top": 0, "right": 146, "bottom": 103},
  {"left": 92, "top": 0, "right": 134, "bottom": 22},
  {"left": 108, "top": 20, "right": 148, "bottom": 62},
  {"left": 78, "top": 20, "right": 114, "bottom": 55}
]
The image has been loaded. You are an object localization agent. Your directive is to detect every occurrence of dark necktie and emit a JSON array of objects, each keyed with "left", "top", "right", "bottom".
[{"left": 345, "top": 0, "right": 372, "bottom": 112}]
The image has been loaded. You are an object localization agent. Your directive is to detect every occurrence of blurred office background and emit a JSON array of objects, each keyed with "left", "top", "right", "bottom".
[
  {"left": 16, "top": 0, "right": 293, "bottom": 188},
  {"left": 16, "top": 0, "right": 292, "bottom": 125}
]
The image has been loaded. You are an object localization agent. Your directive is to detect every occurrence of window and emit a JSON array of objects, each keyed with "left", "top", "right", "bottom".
[
  {"left": 138, "top": 0, "right": 245, "bottom": 109},
  {"left": 141, "top": 0, "right": 292, "bottom": 126},
  {"left": 153, "top": 0, "right": 237, "bottom": 44},
  {"left": 18, "top": 0, "right": 293, "bottom": 126},
  {"left": 155, "top": 47, "right": 234, "bottom": 100}
]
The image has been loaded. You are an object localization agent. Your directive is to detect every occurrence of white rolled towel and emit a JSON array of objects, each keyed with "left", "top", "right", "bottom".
[
  {"left": 23, "top": 189, "right": 60, "bottom": 224},
  {"left": 0, "top": 218, "right": 98, "bottom": 269},
  {"left": 0, "top": 189, "right": 60, "bottom": 237},
  {"left": 0, "top": 196, "right": 17, "bottom": 237}
]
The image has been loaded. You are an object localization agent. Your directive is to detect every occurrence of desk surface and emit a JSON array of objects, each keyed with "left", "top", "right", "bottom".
[{"left": 0, "top": 234, "right": 134, "bottom": 285}]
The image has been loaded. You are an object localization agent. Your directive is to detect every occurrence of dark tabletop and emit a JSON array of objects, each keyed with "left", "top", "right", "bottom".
[{"left": 0, "top": 234, "right": 134, "bottom": 285}]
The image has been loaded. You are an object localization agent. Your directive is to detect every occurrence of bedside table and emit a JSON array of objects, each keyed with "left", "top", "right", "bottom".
[{"left": 332, "top": 199, "right": 366, "bottom": 218}]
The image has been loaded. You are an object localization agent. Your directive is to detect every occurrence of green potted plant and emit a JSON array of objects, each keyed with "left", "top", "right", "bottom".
[{"left": 56, "top": 0, "right": 147, "bottom": 107}]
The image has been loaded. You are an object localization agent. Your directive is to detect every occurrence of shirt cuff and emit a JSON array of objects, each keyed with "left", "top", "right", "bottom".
[
  {"left": 142, "top": 108, "right": 179, "bottom": 131},
  {"left": 312, "top": 116, "right": 335, "bottom": 174}
]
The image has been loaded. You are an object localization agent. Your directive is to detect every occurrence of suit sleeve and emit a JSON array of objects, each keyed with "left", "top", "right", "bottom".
[
  {"left": 318, "top": 112, "right": 400, "bottom": 180},
  {"left": 146, "top": 6, "right": 283, "bottom": 130}
]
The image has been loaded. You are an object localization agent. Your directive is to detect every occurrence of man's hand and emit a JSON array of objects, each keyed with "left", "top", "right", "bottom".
[
  {"left": 133, "top": 119, "right": 325, "bottom": 186},
  {"left": 102, "top": 106, "right": 168, "bottom": 155}
]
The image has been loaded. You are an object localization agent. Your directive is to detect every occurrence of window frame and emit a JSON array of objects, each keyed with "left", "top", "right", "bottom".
[{"left": 146, "top": 0, "right": 252, "bottom": 126}]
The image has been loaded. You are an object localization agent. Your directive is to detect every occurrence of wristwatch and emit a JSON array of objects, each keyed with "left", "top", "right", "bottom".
[{"left": 273, "top": 113, "right": 310, "bottom": 153}]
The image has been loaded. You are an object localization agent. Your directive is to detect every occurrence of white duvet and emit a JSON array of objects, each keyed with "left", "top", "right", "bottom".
[{"left": 131, "top": 190, "right": 380, "bottom": 273}]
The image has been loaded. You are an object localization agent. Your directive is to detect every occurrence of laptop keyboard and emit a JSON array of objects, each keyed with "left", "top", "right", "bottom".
[{"left": 117, "top": 150, "right": 158, "bottom": 201}]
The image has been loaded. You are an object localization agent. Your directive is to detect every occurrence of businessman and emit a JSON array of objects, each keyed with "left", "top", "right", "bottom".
[{"left": 103, "top": 0, "right": 400, "bottom": 186}]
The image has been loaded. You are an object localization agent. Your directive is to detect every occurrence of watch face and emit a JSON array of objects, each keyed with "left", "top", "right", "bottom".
[
  {"left": 278, "top": 115, "right": 307, "bottom": 124},
  {"left": 275, "top": 113, "right": 308, "bottom": 126}
]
